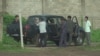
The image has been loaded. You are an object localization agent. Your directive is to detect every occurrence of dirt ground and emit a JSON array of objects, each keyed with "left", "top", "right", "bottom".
[{"left": 0, "top": 46, "right": 100, "bottom": 56}]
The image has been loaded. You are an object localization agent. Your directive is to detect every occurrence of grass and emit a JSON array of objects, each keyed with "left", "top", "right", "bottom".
[
  {"left": 91, "top": 29, "right": 100, "bottom": 42},
  {"left": 0, "top": 29, "right": 100, "bottom": 52}
]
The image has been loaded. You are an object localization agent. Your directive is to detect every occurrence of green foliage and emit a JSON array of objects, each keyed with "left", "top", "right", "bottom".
[
  {"left": 91, "top": 29, "right": 100, "bottom": 42},
  {"left": 0, "top": 32, "right": 21, "bottom": 50},
  {"left": 3, "top": 13, "right": 26, "bottom": 31},
  {"left": 3, "top": 13, "right": 26, "bottom": 25},
  {"left": 1, "top": 13, "right": 27, "bottom": 50},
  {"left": 0, "top": 33, "right": 21, "bottom": 50},
  {"left": 3, "top": 13, "right": 15, "bottom": 25},
  {"left": 2, "top": 32, "right": 20, "bottom": 46}
]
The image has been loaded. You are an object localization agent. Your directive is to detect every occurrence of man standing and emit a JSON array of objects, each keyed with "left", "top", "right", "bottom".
[
  {"left": 84, "top": 16, "right": 91, "bottom": 46},
  {"left": 38, "top": 18, "right": 47, "bottom": 47},
  {"left": 7, "top": 15, "right": 20, "bottom": 42},
  {"left": 12, "top": 15, "right": 20, "bottom": 42},
  {"left": 59, "top": 18, "right": 67, "bottom": 47},
  {"left": 66, "top": 16, "right": 74, "bottom": 45},
  {"left": 12, "top": 15, "right": 19, "bottom": 24}
]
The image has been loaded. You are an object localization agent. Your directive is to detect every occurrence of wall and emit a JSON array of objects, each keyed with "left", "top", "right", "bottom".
[
  {"left": 0, "top": 0, "right": 2, "bottom": 13},
  {"left": 6, "top": 0, "right": 82, "bottom": 18},
  {"left": 1, "top": 0, "right": 100, "bottom": 29},
  {"left": 85, "top": 0, "right": 100, "bottom": 29},
  {"left": 6, "top": 0, "right": 42, "bottom": 18}
]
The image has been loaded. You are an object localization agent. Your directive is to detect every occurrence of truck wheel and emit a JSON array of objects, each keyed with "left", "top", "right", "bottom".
[{"left": 74, "top": 31, "right": 85, "bottom": 46}]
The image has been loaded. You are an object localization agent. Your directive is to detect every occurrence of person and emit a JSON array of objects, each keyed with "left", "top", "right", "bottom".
[
  {"left": 84, "top": 16, "right": 91, "bottom": 46},
  {"left": 66, "top": 16, "right": 74, "bottom": 45},
  {"left": 38, "top": 18, "right": 47, "bottom": 47},
  {"left": 10, "top": 15, "right": 20, "bottom": 42},
  {"left": 59, "top": 18, "right": 68, "bottom": 47},
  {"left": 12, "top": 15, "right": 19, "bottom": 24},
  {"left": 34, "top": 18, "right": 40, "bottom": 46}
]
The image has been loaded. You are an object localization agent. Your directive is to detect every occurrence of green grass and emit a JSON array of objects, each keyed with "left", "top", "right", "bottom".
[
  {"left": 0, "top": 29, "right": 100, "bottom": 52},
  {"left": 91, "top": 29, "right": 100, "bottom": 42}
]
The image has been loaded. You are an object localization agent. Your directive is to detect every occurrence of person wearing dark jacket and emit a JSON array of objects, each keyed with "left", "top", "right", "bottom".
[
  {"left": 66, "top": 16, "right": 74, "bottom": 45},
  {"left": 59, "top": 18, "right": 68, "bottom": 47},
  {"left": 7, "top": 15, "right": 20, "bottom": 42},
  {"left": 12, "top": 15, "right": 19, "bottom": 24}
]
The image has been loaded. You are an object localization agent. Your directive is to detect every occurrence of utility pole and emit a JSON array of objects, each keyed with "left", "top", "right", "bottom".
[
  {"left": 19, "top": 0, "right": 24, "bottom": 49},
  {"left": 80, "top": 0, "right": 85, "bottom": 27}
]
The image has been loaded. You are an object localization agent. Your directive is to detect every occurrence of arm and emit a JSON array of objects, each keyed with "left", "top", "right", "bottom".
[{"left": 88, "top": 21, "right": 91, "bottom": 29}]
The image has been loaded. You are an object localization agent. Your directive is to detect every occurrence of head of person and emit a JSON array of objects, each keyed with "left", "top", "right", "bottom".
[
  {"left": 67, "top": 15, "right": 72, "bottom": 20},
  {"left": 85, "top": 16, "right": 88, "bottom": 21},
  {"left": 15, "top": 15, "right": 19, "bottom": 22}
]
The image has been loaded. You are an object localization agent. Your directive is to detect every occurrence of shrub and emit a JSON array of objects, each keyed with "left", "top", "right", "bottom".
[
  {"left": 3, "top": 13, "right": 26, "bottom": 25},
  {"left": 2, "top": 13, "right": 26, "bottom": 48},
  {"left": 3, "top": 13, "right": 15, "bottom": 25},
  {"left": 2, "top": 32, "right": 20, "bottom": 46}
]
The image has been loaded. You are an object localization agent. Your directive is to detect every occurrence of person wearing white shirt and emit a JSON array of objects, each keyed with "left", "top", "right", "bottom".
[
  {"left": 38, "top": 18, "right": 47, "bottom": 47},
  {"left": 84, "top": 16, "right": 91, "bottom": 45}
]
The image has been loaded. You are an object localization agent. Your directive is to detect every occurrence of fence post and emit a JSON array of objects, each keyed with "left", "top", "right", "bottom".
[{"left": 19, "top": 0, "right": 24, "bottom": 49}]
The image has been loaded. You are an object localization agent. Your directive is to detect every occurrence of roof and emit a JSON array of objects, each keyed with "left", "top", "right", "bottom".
[{"left": 28, "top": 15, "right": 65, "bottom": 18}]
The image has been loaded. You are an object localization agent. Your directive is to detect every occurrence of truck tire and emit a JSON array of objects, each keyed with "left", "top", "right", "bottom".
[{"left": 74, "top": 30, "right": 85, "bottom": 46}]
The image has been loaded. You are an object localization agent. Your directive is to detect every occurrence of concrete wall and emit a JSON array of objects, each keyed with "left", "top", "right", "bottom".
[
  {"left": 85, "top": 0, "right": 100, "bottom": 29},
  {"left": 6, "top": 0, "right": 82, "bottom": 18},
  {"left": 1, "top": 0, "right": 100, "bottom": 29},
  {"left": 44, "top": 0, "right": 81, "bottom": 16},
  {"left": 85, "top": 0, "right": 100, "bottom": 17},
  {"left": 6, "top": 0, "right": 42, "bottom": 18},
  {"left": 0, "top": 0, "right": 2, "bottom": 12}
]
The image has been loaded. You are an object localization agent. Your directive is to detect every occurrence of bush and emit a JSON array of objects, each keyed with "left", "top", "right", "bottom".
[
  {"left": 3, "top": 13, "right": 15, "bottom": 25},
  {"left": 3, "top": 13, "right": 26, "bottom": 25},
  {"left": 0, "top": 32, "right": 21, "bottom": 50},
  {"left": 3, "top": 13, "right": 26, "bottom": 31},
  {"left": 2, "top": 32, "right": 20, "bottom": 46},
  {"left": 2, "top": 13, "right": 26, "bottom": 48}
]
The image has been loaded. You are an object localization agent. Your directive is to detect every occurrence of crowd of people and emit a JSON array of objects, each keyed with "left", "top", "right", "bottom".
[{"left": 7, "top": 15, "right": 91, "bottom": 47}]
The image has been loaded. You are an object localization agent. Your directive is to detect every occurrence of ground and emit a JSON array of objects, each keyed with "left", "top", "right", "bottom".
[{"left": 0, "top": 45, "right": 100, "bottom": 56}]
